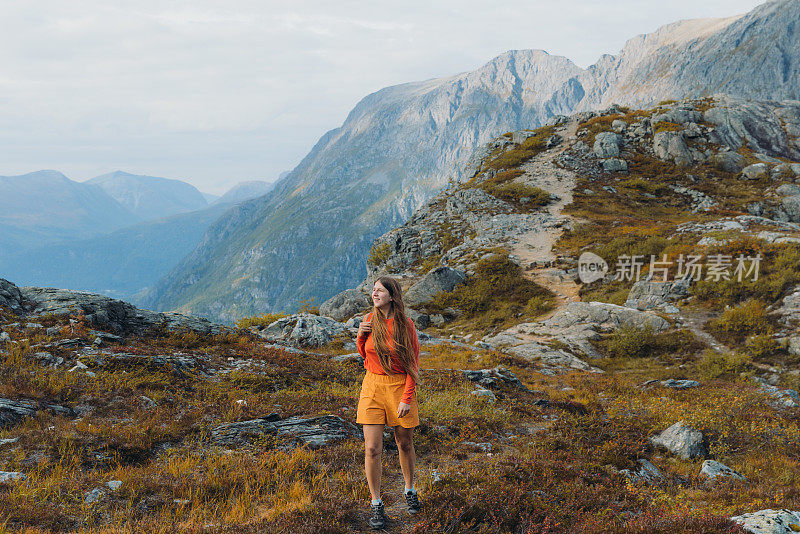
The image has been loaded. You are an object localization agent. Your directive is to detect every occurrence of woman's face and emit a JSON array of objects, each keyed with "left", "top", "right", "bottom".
[{"left": 372, "top": 281, "right": 392, "bottom": 310}]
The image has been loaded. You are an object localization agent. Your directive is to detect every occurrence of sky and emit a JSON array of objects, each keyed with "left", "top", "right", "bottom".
[{"left": 0, "top": 0, "right": 766, "bottom": 195}]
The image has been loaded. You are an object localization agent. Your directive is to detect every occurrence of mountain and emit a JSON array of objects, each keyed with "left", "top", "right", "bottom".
[
  {"left": 212, "top": 180, "right": 277, "bottom": 205},
  {"left": 0, "top": 201, "right": 237, "bottom": 300},
  {"left": 85, "top": 171, "right": 208, "bottom": 221},
  {"left": 0, "top": 170, "right": 139, "bottom": 256},
  {"left": 142, "top": 0, "right": 800, "bottom": 324},
  {"left": 201, "top": 191, "right": 221, "bottom": 204}
]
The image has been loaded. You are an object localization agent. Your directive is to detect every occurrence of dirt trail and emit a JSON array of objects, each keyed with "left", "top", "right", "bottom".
[{"left": 510, "top": 120, "right": 583, "bottom": 318}]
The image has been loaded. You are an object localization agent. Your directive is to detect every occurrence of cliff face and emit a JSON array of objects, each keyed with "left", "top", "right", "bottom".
[{"left": 144, "top": 1, "right": 800, "bottom": 323}]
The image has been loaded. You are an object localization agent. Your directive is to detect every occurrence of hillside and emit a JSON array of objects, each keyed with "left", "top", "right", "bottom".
[
  {"left": 142, "top": 0, "right": 800, "bottom": 324},
  {"left": 3, "top": 95, "right": 800, "bottom": 532}
]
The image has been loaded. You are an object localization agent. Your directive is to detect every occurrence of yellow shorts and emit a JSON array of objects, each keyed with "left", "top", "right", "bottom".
[{"left": 356, "top": 370, "right": 419, "bottom": 428}]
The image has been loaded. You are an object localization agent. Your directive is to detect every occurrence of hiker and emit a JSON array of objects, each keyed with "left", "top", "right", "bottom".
[{"left": 356, "top": 276, "right": 421, "bottom": 529}]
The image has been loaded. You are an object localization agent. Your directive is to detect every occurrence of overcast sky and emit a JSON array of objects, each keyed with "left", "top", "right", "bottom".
[{"left": 0, "top": 1, "right": 765, "bottom": 195}]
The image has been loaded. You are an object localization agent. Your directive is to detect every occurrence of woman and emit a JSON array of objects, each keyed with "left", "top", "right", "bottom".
[{"left": 356, "top": 276, "right": 421, "bottom": 530}]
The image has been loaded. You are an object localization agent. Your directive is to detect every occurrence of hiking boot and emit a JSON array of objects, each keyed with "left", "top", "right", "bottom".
[
  {"left": 368, "top": 501, "right": 387, "bottom": 529},
  {"left": 405, "top": 490, "right": 421, "bottom": 514}
]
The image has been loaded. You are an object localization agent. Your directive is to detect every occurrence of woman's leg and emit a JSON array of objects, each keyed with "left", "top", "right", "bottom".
[
  {"left": 393, "top": 425, "right": 415, "bottom": 490},
  {"left": 363, "top": 424, "right": 385, "bottom": 500}
]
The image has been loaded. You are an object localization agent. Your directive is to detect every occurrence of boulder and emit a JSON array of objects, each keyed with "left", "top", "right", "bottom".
[
  {"left": 625, "top": 277, "right": 690, "bottom": 311},
  {"left": 700, "top": 460, "right": 746, "bottom": 482},
  {"left": 741, "top": 163, "right": 769, "bottom": 180},
  {"left": 730, "top": 509, "right": 800, "bottom": 534},
  {"left": 0, "top": 279, "right": 25, "bottom": 313},
  {"left": 653, "top": 130, "right": 693, "bottom": 167},
  {"left": 405, "top": 267, "right": 466, "bottom": 308},
  {"left": 649, "top": 421, "right": 707, "bottom": 460},
  {"left": 319, "top": 289, "right": 370, "bottom": 322},
  {"left": 619, "top": 459, "right": 663, "bottom": 484},
  {"left": 710, "top": 151, "right": 747, "bottom": 173},
  {"left": 602, "top": 158, "right": 628, "bottom": 172},
  {"left": 256, "top": 313, "right": 349, "bottom": 348},
  {"left": 0, "top": 471, "right": 26, "bottom": 483},
  {"left": 593, "top": 132, "right": 621, "bottom": 158}
]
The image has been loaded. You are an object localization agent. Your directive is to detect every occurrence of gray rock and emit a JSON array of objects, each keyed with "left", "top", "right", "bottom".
[
  {"left": 405, "top": 267, "right": 466, "bottom": 308},
  {"left": 777, "top": 184, "right": 800, "bottom": 197},
  {"left": 543, "top": 301, "right": 670, "bottom": 332},
  {"left": 106, "top": 480, "right": 123, "bottom": 491},
  {"left": 700, "top": 460, "right": 746, "bottom": 481},
  {"left": 653, "top": 130, "right": 693, "bottom": 167},
  {"left": 0, "top": 471, "right": 26, "bottom": 483},
  {"left": 660, "top": 379, "right": 700, "bottom": 389},
  {"left": 319, "top": 289, "right": 370, "bottom": 322},
  {"left": 619, "top": 459, "right": 662, "bottom": 484},
  {"left": 730, "top": 509, "right": 800, "bottom": 534},
  {"left": 781, "top": 195, "right": 800, "bottom": 223},
  {"left": 649, "top": 421, "right": 707, "bottom": 459},
  {"left": 611, "top": 119, "right": 627, "bottom": 133},
  {"left": 0, "top": 437, "right": 19, "bottom": 446},
  {"left": 0, "top": 332, "right": 10, "bottom": 343},
  {"left": 211, "top": 414, "right": 360, "bottom": 450},
  {"left": 84, "top": 488, "right": 104, "bottom": 504},
  {"left": 101, "top": 352, "right": 204, "bottom": 379},
  {"left": 710, "top": 151, "right": 747, "bottom": 173},
  {"left": 0, "top": 279, "right": 25, "bottom": 313},
  {"left": 405, "top": 308, "right": 430, "bottom": 330},
  {"left": 625, "top": 277, "right": 690, "bottom": 311},
  {"left": 751, "top": 376, "right": 800, "bottom": 409},
  {"left": 331, "top": 353, "right": 364, "bottom": 364},
  {"left": 602, "top": 158, "right": 628, "bottom": 172},
  {"left": 741, "top": 163, "right": 769, "bottom": 180},
  {"left": 461, "top": 367, "right": 530, "bottom": 392},
  {"left": 470, "top": 387, "right": 497, "bottom": 401},
  {"left": 257, "top": 313, "right": 349, "bottom": 348},
  {"left": 19, "top": 285, "right": 227, "bottom": 336},
  {"left": 0, "top": 398, "right": 76, "bottom": 428},
  {"left": 593, "top": 132, "right": 621, "bottom": 158}
]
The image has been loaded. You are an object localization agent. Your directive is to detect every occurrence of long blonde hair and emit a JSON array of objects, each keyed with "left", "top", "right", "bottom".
[{"left": 370, "top": 277, "right": 419, "bottom": 384}]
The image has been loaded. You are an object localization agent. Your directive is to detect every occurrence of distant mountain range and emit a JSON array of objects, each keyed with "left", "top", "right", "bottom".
[
  {"left": 139, "top": 0, "right": 800, "bottom": 323},
  {"left": 0, "top": 170, "right": 278, "bottom": 299}
]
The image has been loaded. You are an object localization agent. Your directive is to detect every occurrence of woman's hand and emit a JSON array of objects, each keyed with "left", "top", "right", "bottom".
[
  {"left": 357, "top": 319, "right": 371, "bottom": 339},
  {"left": 397, "top": 401, "right": 410, "bottom": 418}
]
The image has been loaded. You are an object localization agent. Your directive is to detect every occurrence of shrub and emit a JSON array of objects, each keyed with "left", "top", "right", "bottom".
[
  {"left": 653, "top": 121, "right": 683, "bottom": 133},
  {"left": 708, "top": 299, "right": 772, "bottom": 344},
  {"left": 745, "top": 333, "right": 780, "bottom": 360},
  {"left": 696, "top": 348, "right": 752, "bottom": 379},
  {"left": 236, "top": 312, "right": 288, "bottom": 329},
  {"left": 484, "top": 125, "right": 555, "bottom": 170},
  {"left": 297, "top": 298, "right": 319, "bottom": 315},
  {"left": 485, "top": 182, "right": 551, "bottom": 205},
  {"left": 367, "top": 242, "right": 391, "bottom": 267}
]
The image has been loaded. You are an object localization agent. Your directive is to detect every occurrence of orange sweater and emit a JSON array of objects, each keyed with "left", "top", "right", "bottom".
[{"left": 356, "top": 312, "right": 420, "bottom": 405}]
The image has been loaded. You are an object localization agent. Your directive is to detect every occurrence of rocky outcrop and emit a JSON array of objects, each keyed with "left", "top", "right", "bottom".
[
  {"left": 211, "top": 414, "right": 360, "bottom": 450},
  {"left": 0, "top": 279, "right": 25, "bottom": 314},
  {"left": 1, "top": 398, "right": 75, "bottom": 428},
  {"left": 730, "top": 509, "right": 800, "bottom": 534},
  {"left": 619, "top": 459, "right": 663, "bottom": 484},
  {"left": 625, "top": 278, "right": 690, "bottom": 312},
  {"left": 319, "top": 289, "right": 370, "bottom": 322},
  {"left": 13, "top": 282, "right": 227, "bottom": 336},
  {"left": 543, "top": 301, "right": 671, "bottom": 332}
]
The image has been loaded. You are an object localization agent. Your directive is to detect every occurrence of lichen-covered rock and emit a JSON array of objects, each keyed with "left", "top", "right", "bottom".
[
  {"left": 730, "top": 509, "right": 800, "bottom": 534},
  {"left": 19, "top": 285, "right": 227, "bottom": 335},
  {"left": 710, "top": 150, "right": 747, "bottom": 173},
  {"left": 543, "top": 301, "right": 670, "bottom": 332},
  {"left": 649, "top": 421, "right": 707, "bottom": 459},
  {"left": 461, "top": 367, "right": 530, "bottom": 392},
  {"left": 0, "top": 398, "right": 76, "bottom": 428},
  {"left": 602, "top": 158, "right": 628, "bottom": 172},
  {"left": 211, "top": 414, "right": 360, "bottom": 450},
  {"left": 0, "top": 279, "right": 25, "bottom": 313},
  {"left": 625, "top": 277, "right": 690, "bottom": 311},
  {"left": 660, "top": 379, "right": 700, "bottom": 389},
  {"left": 741, "top": 163, "right": 770, "bottom": 180},
  {"left": 700, "top": 460, "right": 746, "bottom": 481},
  {"left": 653, "top": 130, "right": 694, "bottom": 166},
  {"left": 619, "top": 459, "right": 663, "bottom": 484},
  {"left": 319, "top": 289, "right": 370, "bottom": 321},
  {"left": 593, "top": 132, "right": 621, "bottom": 158},
  {"left": 256, "top": 313, "right": 349, "bottom": 348},
  {"left": 405, "top": 267, "right": 466, "bottom": 307}
]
